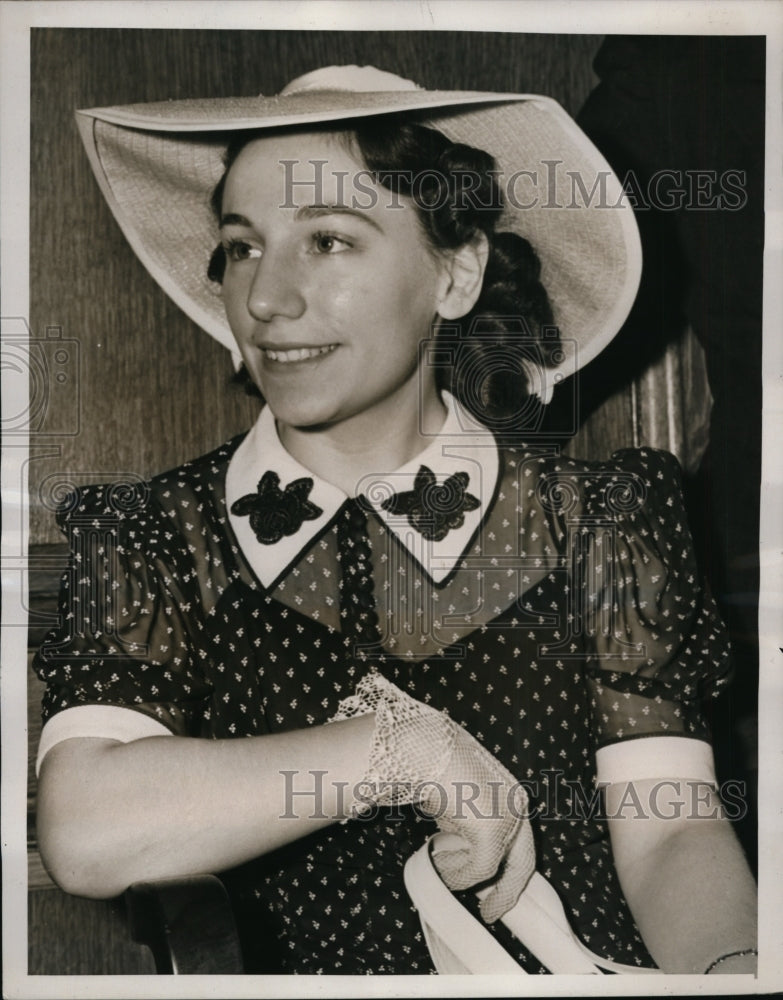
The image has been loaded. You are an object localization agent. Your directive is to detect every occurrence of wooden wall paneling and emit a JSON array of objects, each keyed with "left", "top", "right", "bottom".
[
  {"left": 633, "top": 326, "right": 712, "bottom": 475},
  {"left": 28, "top": 892, "right": 157, "bottom": 976},
  {"left": 569, "top": 326, "right": 712, "bottom": 474}
]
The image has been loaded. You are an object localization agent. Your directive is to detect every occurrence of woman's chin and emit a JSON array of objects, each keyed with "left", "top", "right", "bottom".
[{"left": 265, "top": 395, "right": 344, "bottom": 433}]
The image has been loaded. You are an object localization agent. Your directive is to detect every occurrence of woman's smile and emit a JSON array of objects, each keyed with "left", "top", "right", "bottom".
[{"left": 261, "top": 343, "right": 338, "bottom": 365}]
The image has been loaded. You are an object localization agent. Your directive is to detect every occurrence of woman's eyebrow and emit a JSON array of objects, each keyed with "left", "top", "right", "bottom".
[
  {"left": 219, "top": 205, "right": 384, "bottom": 232},
  {"left": 295, "top": 204, "right": 383, "bottom": 232},
  {"left": 219, "top": 212, "right": 253, "bottom": 228}
]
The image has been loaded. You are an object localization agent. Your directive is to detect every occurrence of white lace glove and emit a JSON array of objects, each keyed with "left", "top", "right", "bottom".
[{"left": 329, "top": 671, "right": 535, "bottom": 923}]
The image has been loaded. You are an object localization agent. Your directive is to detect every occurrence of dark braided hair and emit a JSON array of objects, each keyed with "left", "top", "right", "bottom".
[{"left": 208, "top": 116, "right": 560, "bottom": 430}]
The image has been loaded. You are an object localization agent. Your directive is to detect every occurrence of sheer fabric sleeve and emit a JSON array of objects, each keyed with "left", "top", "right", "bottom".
[
  {"left": 32, "top": 482, "right": 214, "bottom": 740},
  {"left": 573, "top": 448, "right": 732, "bottom": 750}
]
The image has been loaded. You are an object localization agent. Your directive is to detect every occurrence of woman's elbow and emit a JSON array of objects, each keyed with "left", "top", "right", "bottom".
[
  {"left": 36, "top": 739, "right": 134, "bottom": 899},
  {"left": 37, "top": 810, "right": 131, "bottom": 899}
]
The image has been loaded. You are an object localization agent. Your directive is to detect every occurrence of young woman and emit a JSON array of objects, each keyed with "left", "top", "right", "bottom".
[{"left": 33, "top": 65, "right": 757, "bottom": 975}]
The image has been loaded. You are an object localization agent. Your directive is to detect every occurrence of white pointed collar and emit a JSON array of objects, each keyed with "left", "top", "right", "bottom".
[{"left": 225, "top": 392, "right": 499, "bottom": 588}]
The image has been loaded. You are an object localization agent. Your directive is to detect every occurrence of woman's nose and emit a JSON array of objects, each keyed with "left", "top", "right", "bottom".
[{"left": 246, "top": 253, "right": 306, "bottom": 322}]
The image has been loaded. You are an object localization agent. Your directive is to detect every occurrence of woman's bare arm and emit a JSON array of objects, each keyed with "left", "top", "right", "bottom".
[
  {"left": 607, "top": 778, "right": 757, "bottom": 974},
  {"left": 36, "top": 714, "right": 375, "bottom": 899}
]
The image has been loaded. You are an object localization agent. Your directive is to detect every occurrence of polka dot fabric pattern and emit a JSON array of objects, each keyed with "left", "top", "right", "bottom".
[{"left": 33, "top": 435, "right": 731, "bottom": 973}]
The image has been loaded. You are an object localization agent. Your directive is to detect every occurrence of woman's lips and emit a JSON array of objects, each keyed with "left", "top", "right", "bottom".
[{"left": 262, "top": 344, "right": 337, "bottom": 364}]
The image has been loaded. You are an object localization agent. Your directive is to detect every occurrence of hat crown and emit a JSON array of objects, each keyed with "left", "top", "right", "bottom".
[{"left": 279, "top": 64, "right": 421, "bottom": 96}]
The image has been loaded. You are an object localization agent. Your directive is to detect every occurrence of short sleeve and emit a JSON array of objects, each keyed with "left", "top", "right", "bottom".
[
  {"left": 574, "top": 448, "right": 732, "bottom": 749},
  {"left": 33, "top": 482, "right": 214, "bottom": 739}
]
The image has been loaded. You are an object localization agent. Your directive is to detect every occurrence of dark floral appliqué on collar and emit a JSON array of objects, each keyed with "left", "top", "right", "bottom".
[
  {"left": 381, "top": 465, "right": 480, "bottom": 542},
  {"left": 231, "top": 471, "right": 323, "bottom": 545}
]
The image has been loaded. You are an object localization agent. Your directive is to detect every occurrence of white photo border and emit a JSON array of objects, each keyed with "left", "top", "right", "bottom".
[{"left": 2, "top": 2, "right": 781, "bottom": 997}]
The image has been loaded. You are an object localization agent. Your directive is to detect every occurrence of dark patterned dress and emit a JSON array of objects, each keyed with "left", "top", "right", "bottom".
[{"left": 34, "top": 409, "right": 731, "bottom": 974}]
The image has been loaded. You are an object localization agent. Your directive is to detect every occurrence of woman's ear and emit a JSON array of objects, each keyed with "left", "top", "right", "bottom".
[{"left": 437, "top": 232, "right": 490, "bottom": 320}]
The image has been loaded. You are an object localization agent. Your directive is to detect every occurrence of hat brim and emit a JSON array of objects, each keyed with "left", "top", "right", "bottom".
[{"left": 76, "top": 88, "right": 641, "bottom": 379}]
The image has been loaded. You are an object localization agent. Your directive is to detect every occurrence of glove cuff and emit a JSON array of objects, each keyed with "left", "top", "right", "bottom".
[{"left": 329, "top": 671, "right": 457, "bottom": 814}]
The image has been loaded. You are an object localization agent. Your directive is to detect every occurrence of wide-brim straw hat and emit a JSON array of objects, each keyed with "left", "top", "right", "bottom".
[{"left": 75, "top": 65, "right": 641, "bottom": 391}]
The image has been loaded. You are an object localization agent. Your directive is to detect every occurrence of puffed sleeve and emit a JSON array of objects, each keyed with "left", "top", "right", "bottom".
[
  {"left": 571, "top": 448, "right": 732, "bottom": 755},
  {"left": 33, "top": 482, "right": 214, "bottom": 753}
]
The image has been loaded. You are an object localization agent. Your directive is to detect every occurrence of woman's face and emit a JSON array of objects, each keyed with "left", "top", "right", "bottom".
[{"left": 219, "top": 131, "right": 452, "bottom": 432}]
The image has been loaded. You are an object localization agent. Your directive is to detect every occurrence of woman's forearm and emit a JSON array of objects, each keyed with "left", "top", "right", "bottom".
[
  {"left": 620, "top": 822, "right": 757, "bottom": 974},
  {"left": 607, "top": 780, "right": 757, "bottom": 974},
  {"left": 36, "top": 714, "right": 375, "bottom": 899}
]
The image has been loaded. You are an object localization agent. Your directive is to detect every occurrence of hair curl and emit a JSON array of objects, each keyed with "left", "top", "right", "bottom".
[{"left": 208, "top": 116, "right": 560, "bottom": 429}]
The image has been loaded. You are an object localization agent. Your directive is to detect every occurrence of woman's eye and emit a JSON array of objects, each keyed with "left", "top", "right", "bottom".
[
  {"left": 312, "top": 232, "right": 351, "bottom": 254},
  {"left": 222, "top": 240, "right": 262, "bottom": 263}
]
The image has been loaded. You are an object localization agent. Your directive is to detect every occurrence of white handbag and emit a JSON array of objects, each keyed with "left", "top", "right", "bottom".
[{"left": 403, "top": 833, "right": 663, "bottom": 975}]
